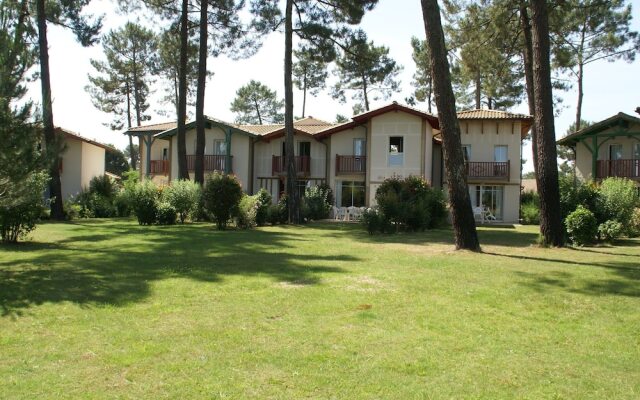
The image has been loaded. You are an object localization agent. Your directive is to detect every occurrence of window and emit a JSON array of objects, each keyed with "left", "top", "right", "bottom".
[
  {"left": 389, "top": 136, "right": 404, "bottom": 166},
  {"left": 634, "top": 143, "right": 640, "bottom": 159},
  {"left": 470, "top": 185, "right": 504, "bottom": 220},
  {"left": 634, "top": 143, "right": 640, "bottom": 177},
  {"left": 162, "top": 148, "right": 168, "bottom": 160},
  {"left": 299, "top": 141, "right": 311, "bottom": 157},
  {"left": 494, "top": 145, "right": 508, "bottom": 162},
  {"left": 214, "top": 140, "right": 226, "bottom": 155},
  {"left": 339, "top": 181, "right": 365, "bottom": 207},
  {"left": 609, "top": 144, "right": 623, "bottom": 160},
  {"left": 462, "top": 145, "right": 471, "bottom": 162},
  {"left": 354, "top": 138, "right": 366, "bottom": 156}
]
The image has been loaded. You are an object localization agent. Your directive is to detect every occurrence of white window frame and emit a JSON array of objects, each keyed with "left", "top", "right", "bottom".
[
  {"left": 354, "top": 138, "right": 366, "bottom": 156},
  {"left": 494, "top": 145, "right": 508, "bottom": 162}
]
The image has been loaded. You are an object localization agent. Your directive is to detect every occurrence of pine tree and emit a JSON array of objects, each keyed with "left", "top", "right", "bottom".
[
  {"left": 86, "top": 22, "right": 157, "bottom": 170},
  {"left": 230, "top": 80, "right": 284, "bottom": 124},
  {"left": 293, "top": 47, "right": 328, "bottom": 118},
  {"left": 332, "top": 29, "right": 402, "bottom": 113},
  {"left": 410, "top": 36, "right": 434, "bottom": 113}
]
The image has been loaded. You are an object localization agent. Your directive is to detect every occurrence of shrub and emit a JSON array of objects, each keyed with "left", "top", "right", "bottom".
[
  {"left": 374, "top": 175, "right": 446, "bottom": 232},
  {"left": 598, "top": 220, "right": 623, "bottom": 243},
  {"left": 202, "top": 172, "right": 243, "bottom": 230},
  {"left": 156, "top": 202, "right": 177, "bottom": 225},
  {"left": 361, "top": 208, "right": 394, "bottom": 234},
  {"left": 130, "top": 180, "right": 159, "bottom": 225},
  {"left": 559, "top": 176, "right": 600, "bottom": 222},
  {"left": 163, "top": 180, "right": 201, "bottom": 223},
  {"left": 0, "top": 172, "right": 49, "bottom": 243},
  {"left": 564, "top": 205, "right": 597, "bottom": 246},
  {"left": 255, "top": 189, "right": 272, "bottom": 226},
  {"left": 303, "top": 185, "right": 331, "bottom": 221},
  {"left": 521, "top": 202, "right": 540, "bottom": 225},
  {"left": 597, "top": 178, "right": 637, "bottom": 228},
  {"left": 236, "top": 195, "right": 258, "bottom": 229},
  {"left": 114, "top": 189, "right": 132, "bottom": 217},
  {"left": 89, "top": 174, "right": 118, "bottom": 200},
  {"left": 630, "top": 208, "right": 640, "bottom": 237},
  {"left": 266, "top": 196, "right": 288, "bottom": 225},
  {"left": 521, "top": 190, "right": 539, "bottom": 207},
  {"left": 74, "top": 190, "right": 116, "bottom": 218}
]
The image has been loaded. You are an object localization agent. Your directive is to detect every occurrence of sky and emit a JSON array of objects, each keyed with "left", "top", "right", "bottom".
[{"left": 25, "top": 0, "right": 640, "bottom": 173}]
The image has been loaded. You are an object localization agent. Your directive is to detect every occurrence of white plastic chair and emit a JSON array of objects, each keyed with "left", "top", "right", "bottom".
[{"left": 473, "top": 206, "right": 484, "bottom": 223}]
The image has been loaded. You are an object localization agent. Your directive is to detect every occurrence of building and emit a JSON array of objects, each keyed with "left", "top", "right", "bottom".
[
  {"left": 55, "top": 127, "right": 112, "bottom": 200},
  {"left": 557, "top": 112, "right": 640, "bottom": 187},
  {"left": 125, "top": 102, "right": 532, "bottom": 223}
]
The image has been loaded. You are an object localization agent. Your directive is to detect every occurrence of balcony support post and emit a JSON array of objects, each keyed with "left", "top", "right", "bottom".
[
  {"left": 143, "top": 133, "right": 156, "bottom": 178},
  {"left": 225, "top": 128, "right": 232, "bottom": 174}
]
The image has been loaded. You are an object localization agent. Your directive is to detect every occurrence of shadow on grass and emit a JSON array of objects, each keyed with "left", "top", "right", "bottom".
[
  {"left": 484, "top": 252, "right": 640, "bottom": 298},
  {"left": 0, "top": 221, "right": 353, "bottom": 317}
]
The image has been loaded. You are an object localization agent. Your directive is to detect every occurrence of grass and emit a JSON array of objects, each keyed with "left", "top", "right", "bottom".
[{"left": 1, "top": 219, "right": 639, "bottom": 399}]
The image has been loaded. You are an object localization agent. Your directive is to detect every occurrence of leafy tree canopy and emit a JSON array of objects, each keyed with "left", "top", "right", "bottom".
[{"left": 230, "top": 80, "right": 284, "bottom": 124}]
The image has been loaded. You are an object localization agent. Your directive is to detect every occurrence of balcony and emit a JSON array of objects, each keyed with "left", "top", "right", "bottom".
[
  {"left": 465, "top": 161, "right": 510, "bottom": 180},
  {"left": 272, "top": 155, "right": 310, "bottom": 176},
  {"left": 186, "top": 155, "right": 231, "bottom": 172},
  {"left": 150, "top": 160, "right": 169, "bottom": 175},
  {"left": 596, "top": 159, "right": 640, "bottom": 180},
  {"left": 336, "top": 155, "right": 366, "bottom": 175}
]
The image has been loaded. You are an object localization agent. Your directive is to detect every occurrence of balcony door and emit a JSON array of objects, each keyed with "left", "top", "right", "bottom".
[
  {"left": 354, "top": 138, "right": 366, "bottom": 156},
  {"left": 634, "top": 143, "right": 640, "bottom": 177},
  {"left": 299, "top": 141, "right": 311, "bottom": 157},
  {"left": 494, "top": 145, "right": 508, "bottom": 162},
  {"left": 609, "top": 144, "right": 623, "bottom": 177}
]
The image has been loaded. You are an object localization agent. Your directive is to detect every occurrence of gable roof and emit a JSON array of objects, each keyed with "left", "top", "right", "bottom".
[
  {"left": 255, "top": 117, "right": 336, "bottom": 141},
  {"left": 315, "top": 102, "right": 439, "bottom": 139},
  {"left": 557, "top": 112, "right": 640, "bottom": 146},
  {"left": 124, "top": 121, "right": 177, "bottom": 136},
  {"left": 56, "top": 127, "right": 114, "bottom": 152},
  {"left": 155, "top": 116, "right": 257, "bottom": 139},
  {"left": 457, "top": 109, "right": 533, "bottom": 138}
]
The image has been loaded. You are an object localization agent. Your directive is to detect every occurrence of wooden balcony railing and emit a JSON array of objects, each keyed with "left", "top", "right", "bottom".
[
  {"left": 465, "top": 161, "right": 510, "bottom": 180},
  {"left": 186, "top": 155, "right": 231, "bottom": 172},
  {"left": 596, "top": 159, "right": 640, "bottom": 180},
  {"left": 336, "top": 155, "right": 366, "bottom": 175},
  {"left": 150, "top": 160, "right": 169, "bottom": 175},
  {"left": 272, "top": 155, "right": 310, "bottom": 176}
]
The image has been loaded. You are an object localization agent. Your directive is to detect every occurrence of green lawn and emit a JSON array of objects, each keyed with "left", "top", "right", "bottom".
[{"left": 1, "top": 220, "right": 639, "bottom": 399}]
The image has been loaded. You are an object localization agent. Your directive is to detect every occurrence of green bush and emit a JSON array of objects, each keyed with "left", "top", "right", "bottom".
[
  {"left": 255, "top": 189, "right": 272, "bottom": 226},
  {"left": 130, "top": 180, "right": 159, "bottom": 225},
  {"left": 236, "top": 195, "right": 258, "bottom": 229},
  {"left": 521, "top": 202, "right": 540, "bottom": 225},
  {"left": 156, "top": 202, "right": 177, "bottom": 225},
  {"left": 202, "top": 172, "right": 243, "bottom": 230},
  {"left": 361, "top": 208, "right": 394, "bottom": 235},
  {"left": 598, "top": 220, "right": 623, "bottom": 243},
  {"left": 89, "top": 174, "right": 118, "bottom": 200},
  {"left": 564, "top": 205, "right": 597, "bottom": 246},
  {"left": 266, "top": 197, "right": 288, "bottom": 225},
  {"left": 0, "top": 172, "right": 49, "bottom": 243},
  {"left": 163, "top": 180, "right": 201, "bottom": 223},
  {"left": 114, "top": 189, "right": 132, "bottom": 217},
  {"left": 521, "top": 190, "right": 539, "bottom": 207},
  {"left": 74, "top": 190, "right": 116, "bottom": 218},
  {"left": 630, "top": 208, "right": 640, "bottom": 237},
  {"left": 303, "top": 185, "right": 331, "bottom": 221},
  {"left": 597, "top": 178, "right": 637, "bottom": 228},
  {"left": 374, "top": 175, "right": 446, "bottom": 232},
  {"left": 559, "top": 176, "right": 600, "bottom": 222}
]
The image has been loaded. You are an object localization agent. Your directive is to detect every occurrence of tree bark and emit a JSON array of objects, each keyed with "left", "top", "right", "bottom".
[
  {"left": 362, "top": 73, "right": 370, "bottom": 111},
  {"left": 284, "top": 0, "right": 299, "bottom": 223},
  {"left": 194, "top": 0, "right": 208, "bottom": 185},
  {"left": 530, "top": 0, "right": 564, "bottom": 247},
  {"left": 519, "top": 1, "right": 538, "bottom": 174},
  {"left": 301, "top": 72, "right": 307, "bottom": 118},
  {"left": 36, "top": 0, "right": 64, "bottom": 220},
  {"left": 421, "top": 0, "right": 480, "bottom": 251},
  {"left": 254, "top": 98, "right": 262, "bottom": 124},
  {"left": 474, "top": 70, "right": 481, "bottom": 109},
  {"left": 575, "top": 61, "right": 584, "bottom": 131},
  {"left": 125, "top": 82, "right": 137, "bottom": 170},
  {"left": 176, "top": 0, "right": 190, "bottom": 180}
]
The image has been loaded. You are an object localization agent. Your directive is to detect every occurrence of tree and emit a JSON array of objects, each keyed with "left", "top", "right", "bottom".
[
  {"left": 293, "top": 47, "right": 328, "bottom": 118},
  {"left": 445, "top": 0, "right": 524, "bottom": 110},
  {"left": 410, "top": 36, "right": 434, "bottom": 113},
  {"left": 86, "top": 22, "right": 157, "bottom": 170},
  {"left": 421, "top": 0, "right": 480, "bottom": 251},
  {"left": 553, "top": 0, "right": 639, "bottom": 130},
  {"left": 230, "top": 80, "right": 284, "bottom": 124},
  {"left": 105, "top": 146, "right": 130, "bottom": 176},
  {"left": 332, "top": 29, "right": 402, "bottom": 113},
  {"left": 531, "top": 0, "right": 564, "bottom": 246},
  {"left": 34, "top": 0, "right": 101, "bottom": 219},
  {"left": 253, "top": 0, "right": 378, "bottom": 223}
]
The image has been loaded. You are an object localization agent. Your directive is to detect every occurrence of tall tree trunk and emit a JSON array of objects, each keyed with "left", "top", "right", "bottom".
[
  {"left": 284, "top": 0, "right": 299, "bottom": 223},
  {"left": 421, "top": 0, "right": 480, "bottom": 251},
  {"left": 176, "top": 0, "right": 190, "bottom": 180},
  {"left": 125, "top": 82, "right": 137, "bottom": 170},
  {"left": 132, "top": 51, "right": 142, "bottom": 126},
  {"left": 362, "top": 74, "right": 370, "bottom": 111},
  {"left": 530, "top": 0, "right": 564, "bottom": 247},
  {"left": 474, "top": 70, "right": 481, "bottom": 109},
  {"left": 427, "top": 75, "right": 433, "bottom": 113},
  {"left": 301, "top": 73, "right": 307, "bottom": 118},
  {"left": 575, "top": 61, "right": 584, "bottom": 131},
  {"left": 194, "top": 0, "right": 208, "bottom": 185},
  {"left": 36, "top": 0, "right": 64, "bottom": 220},
  {"left": 254, "top": 99, "right": 263, "bottom": 124},
  {"left": 519, "top": 1, "right": 538, "bottom": 174}
]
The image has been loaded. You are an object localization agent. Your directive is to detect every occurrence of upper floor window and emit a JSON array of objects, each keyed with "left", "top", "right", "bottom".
[
  {"left": 609, "top": 144, "right": 623, "bottom": 160},
  {"left": 389, "top": 136, "right": 404, "bottom": 166},
  {"left": 494, "top": 145, "right": 508, "bottom": 162},
  {"left": 462, "top": 145, "right": 471, "bottom": 162},
  {"left": 214, "top": 140, "right": 226, "bottom": 155},
  {"left": 354, "top": 138, "right": 366, "bottom": 156},
  {"left": 634, "top": 143, "right": 640, "bottom": 159},
  {"left": 299, "top": 141, "right": 311, "bottom": 157}
]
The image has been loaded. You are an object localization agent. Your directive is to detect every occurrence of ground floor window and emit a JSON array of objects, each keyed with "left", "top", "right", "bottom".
[
  {"left": 338, "top": 181, "right": 365, "bottom": 207},
  {"left": 470, "top": 185, "right": 503, "bottom": 220}
]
